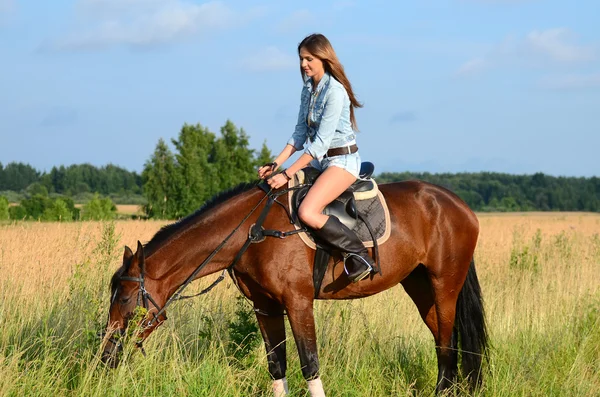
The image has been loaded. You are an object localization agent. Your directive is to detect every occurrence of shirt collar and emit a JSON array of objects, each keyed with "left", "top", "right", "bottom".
[{"left": 304, "top": 71, "right": 330, "bottom": 92}]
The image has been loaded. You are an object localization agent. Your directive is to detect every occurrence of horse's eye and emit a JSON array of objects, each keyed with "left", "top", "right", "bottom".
[{"left": 119, "top": 296, "right": 131, "bottom": 305}]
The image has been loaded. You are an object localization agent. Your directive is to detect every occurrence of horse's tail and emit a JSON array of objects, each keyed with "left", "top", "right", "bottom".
[{"left": 456, "top": 258, "right": 488, "bottom": 389}]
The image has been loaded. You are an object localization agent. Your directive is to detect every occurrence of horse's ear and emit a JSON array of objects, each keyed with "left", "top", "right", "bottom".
[
  {"left": 135, "top": 240, "right": 145, "bottom": 274},
  {"left": 123, "top": 245, "right": 134, "bottom": 263}
]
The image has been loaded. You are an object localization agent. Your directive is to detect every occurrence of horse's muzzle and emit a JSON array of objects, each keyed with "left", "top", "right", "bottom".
[
  {"left": 99, "top": 330, "right": 124, "bottom": 368},
  {"left": 101, "top": 348, "right": 121, "bottom": 368}
]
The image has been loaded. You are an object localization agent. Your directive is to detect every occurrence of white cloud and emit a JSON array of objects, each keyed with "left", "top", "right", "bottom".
[
  {"left": 49, "top": 0, "right": 263, "bottom": 51},
  {"left": 526, "top": 28, "right": 595, "bottom": 62},
  {"left": 456, "top": 57, "right": 487, "bottom": 76},
  {"left": 538, "top": 72, "right": 600, "bottom": 90},
  {"left": 456, "top": 28, "right": 597, "bottom": 75},
  {"left": 240, "top": 46, "right": 297, "bottom": 72}
]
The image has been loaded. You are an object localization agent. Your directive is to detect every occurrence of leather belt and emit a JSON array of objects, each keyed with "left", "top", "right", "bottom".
[{"left": 324, "top": 144, "right": 358, "bottom": 158}]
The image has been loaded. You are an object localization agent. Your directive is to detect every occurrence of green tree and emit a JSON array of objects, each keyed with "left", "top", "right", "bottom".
[
  {"left": 0, "top": 196, "right": 9, "bottom": 220},
  {"left": 142, "top": 139, "right": 179, "bottom": 219},
  {"left": 255, "top": 140, "right": 273, "bottom": 169},
  {"left": 39, "top": 173, "right": 55, "bottom": 193},
  {"left": 81, "top": 195, "right": 116, "bottom": 221},
  {"left": 171, "top": 123, "right": 217, "bottom": 217},
  {"left": 9, "top": 205, "right": 27, "bottom": 220},
  {"left": 26, "top": 182, "right": 49, "bottom": 197},
  {"left": 21, "top": 195, "right": 52, "bottom": 220},
  {"left": 42, "top": 198, "right": 73, "bottom": 222},
  {"left": 0, "top": 162, "right": 40, "bottom": 191},
  {"left": 211, "top": 120, "right": 257, "bottom": 191}
]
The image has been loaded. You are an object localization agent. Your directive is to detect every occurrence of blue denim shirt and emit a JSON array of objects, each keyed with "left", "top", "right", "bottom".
[{"left": 287, "top": 72, "right": 356, "bottom": 159}]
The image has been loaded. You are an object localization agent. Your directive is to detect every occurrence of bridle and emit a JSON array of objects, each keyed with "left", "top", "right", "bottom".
[{"left": 106, "top": 180, "right": 308, "bottom": 354}]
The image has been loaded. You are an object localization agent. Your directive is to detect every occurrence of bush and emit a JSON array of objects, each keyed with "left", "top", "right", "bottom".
[
  {"left": 9, "top": 205, "right": 27, "bottom": 220},
  {"left": 0, "top": 196, "right": 9, "bottom": 220},
  {"left": 42, "top": 198, "right": 74, "bottom": 222},
  {"left": 80, "top": 195, "right": 116, "bottom": 221},
  {"left": 20, "top": 195, "right": 51, "bottom": 220},
  {"left": 226, "top": 296, "right": 260, "bottom": 361}
]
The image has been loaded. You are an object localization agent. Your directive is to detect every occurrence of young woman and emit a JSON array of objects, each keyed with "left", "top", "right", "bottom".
[{"left": 258, "top": 33, "right": 374, "bottom": 283}]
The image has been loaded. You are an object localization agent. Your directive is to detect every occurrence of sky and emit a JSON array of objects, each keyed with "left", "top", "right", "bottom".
[{"left": 1, "top": 0, "right": 599, "bottom": 177}]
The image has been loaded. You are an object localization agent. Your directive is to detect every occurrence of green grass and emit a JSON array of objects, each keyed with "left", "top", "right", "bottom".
[{"left": 1, "top": 218, "right": 599, "bottom": 396}]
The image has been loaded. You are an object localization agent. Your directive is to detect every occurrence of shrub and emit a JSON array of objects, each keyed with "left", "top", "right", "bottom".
[
  {"left": 509, "top": 228, "right": 542, "bottom": 273},
  {"left": 80, "top": 195, "right": 116, "bottom": 221},
  {"left": 8, "top": 205, "right": 27, "bottom": 220},
  {"left": 0, "top": 196, "right": 9, "bottom": 220},
  {"left": 41, "top": 198, "right": 73, "bottom": 222},
  {"left": 226, "top": 295, "right": 260, "bottom": 361}
]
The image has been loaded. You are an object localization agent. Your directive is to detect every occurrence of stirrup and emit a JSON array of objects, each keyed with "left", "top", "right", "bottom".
[{"left": 343, "top": 253, "right": 373, "bottom": 283}]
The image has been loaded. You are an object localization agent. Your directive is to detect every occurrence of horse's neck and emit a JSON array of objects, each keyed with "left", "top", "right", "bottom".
[{"left": 146, "top": 189, "right": 261, "bottom": 289}]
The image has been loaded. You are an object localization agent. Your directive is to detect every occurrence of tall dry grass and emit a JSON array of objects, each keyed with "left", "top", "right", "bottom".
[{"left": 0, "top": 213, "right": 599, "bottom": 396}]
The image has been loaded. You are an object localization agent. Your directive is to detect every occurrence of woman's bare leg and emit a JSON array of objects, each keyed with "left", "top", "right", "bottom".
[
  {"left": 297, "top": 165, "right": 374, "bottom": 282},
  {"left": 297, "top": 166, "right": 356, "bottom": 229}
]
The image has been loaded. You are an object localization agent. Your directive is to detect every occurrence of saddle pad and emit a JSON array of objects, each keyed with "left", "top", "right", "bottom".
[{"left": 287, "top": 171, "right": 392, "bottom": 249}]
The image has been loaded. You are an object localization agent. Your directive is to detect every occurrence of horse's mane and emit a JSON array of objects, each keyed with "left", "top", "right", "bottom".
[{"left": 143, "top": 181, "right": 258, "bottom": 257}]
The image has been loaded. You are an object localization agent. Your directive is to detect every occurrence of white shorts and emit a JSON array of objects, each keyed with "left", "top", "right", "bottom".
[{"left": 310, "top": 151, "right": 361, "bottom": 179}]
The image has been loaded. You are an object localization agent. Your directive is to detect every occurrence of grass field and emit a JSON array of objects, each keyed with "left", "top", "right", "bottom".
[
  {"left": 115, "top": 204, "right": 144, "bottom": 216},
  {"left": 0, "top": 213, "right": 599, "bottom": 396},
  {"left": 72, "top": 204, "right": 144, "bottom": 216}
]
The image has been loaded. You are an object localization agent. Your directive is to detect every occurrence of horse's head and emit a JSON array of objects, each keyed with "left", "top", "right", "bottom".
[{"left": 101, "top": 241, "right": 166, "bottom": 367}]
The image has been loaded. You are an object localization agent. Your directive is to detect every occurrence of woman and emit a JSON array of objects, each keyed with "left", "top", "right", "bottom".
[{"left": 258, "top": 33, "right": 374, "bottom": 283}]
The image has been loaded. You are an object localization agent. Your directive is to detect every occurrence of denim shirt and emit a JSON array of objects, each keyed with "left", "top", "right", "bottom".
[{"left": 287, "top": 72, "right": 356, "bottom": 159}]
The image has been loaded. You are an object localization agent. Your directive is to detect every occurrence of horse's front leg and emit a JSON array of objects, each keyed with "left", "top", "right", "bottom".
[
  {"left": 254, "top": 300, "right": 288, "bottom": 397},
  {"left": 286, "top": 298, "right": 326, "bottom": 397}
]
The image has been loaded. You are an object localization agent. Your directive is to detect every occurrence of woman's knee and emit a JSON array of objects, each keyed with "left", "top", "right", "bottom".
[{"left": 298, "top": 205, "right": 319, "bottom": 228}]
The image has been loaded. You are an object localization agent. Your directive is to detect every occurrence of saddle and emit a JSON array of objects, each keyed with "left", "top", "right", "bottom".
[
  {"left": 287, "top": 162, "right": 391, "bottom": 296},
  {"left": 290, "top": 162, "right": 377, "bottom": 232}
]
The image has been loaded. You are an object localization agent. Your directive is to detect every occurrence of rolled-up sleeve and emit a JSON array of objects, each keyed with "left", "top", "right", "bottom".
[
  {"left": 304, "top": 86, "right": 344, "bottom": 159},
  {"left": 287, "top": 87, "right": 309, "bottom": 151}
]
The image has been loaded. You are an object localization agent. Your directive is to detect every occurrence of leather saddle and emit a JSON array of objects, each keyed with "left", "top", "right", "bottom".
[{"left": 291, "top": 162, "right": 376, "bottom": 232}]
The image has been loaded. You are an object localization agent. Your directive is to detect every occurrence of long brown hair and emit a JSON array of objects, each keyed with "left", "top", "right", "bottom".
[{"left": 298, "top": 33, "right": 363, "bottom": 130}]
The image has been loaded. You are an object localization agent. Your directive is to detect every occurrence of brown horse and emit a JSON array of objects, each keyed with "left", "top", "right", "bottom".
[{"left": 102, "top": 179, "right": 487, "bottom": 395}]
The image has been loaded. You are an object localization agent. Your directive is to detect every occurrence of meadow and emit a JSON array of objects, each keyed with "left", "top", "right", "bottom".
[{"left": 0, "top": 213, "right": 599, "bottom": 396}]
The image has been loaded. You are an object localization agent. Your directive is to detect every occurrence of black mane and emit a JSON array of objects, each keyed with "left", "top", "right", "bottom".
[{"left": 143, "top": 182, "right": 258, "bottom": 257}]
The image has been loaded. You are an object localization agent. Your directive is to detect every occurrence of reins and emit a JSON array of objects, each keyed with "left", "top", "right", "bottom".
[{"left": 116, "top": 178, "right": 308, "bottom": 346}]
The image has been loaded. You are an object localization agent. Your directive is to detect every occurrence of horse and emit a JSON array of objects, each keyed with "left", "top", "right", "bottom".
[{"left": 101, "top": 177, "right": 487, "bottom": 396}]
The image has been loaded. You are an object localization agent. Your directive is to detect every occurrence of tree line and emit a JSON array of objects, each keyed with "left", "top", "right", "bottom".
[
  {"left": 0, "top": 162, "right": 142, "bottom": 200},
  {"left": 377, "top": 171, "right": 600, "bottom": 212},
  {"left": 1, "top": 119, "right": 598, "bottom": 221},
  {"left": 0, "top": 120, "right": 272, "bottom": 221}
]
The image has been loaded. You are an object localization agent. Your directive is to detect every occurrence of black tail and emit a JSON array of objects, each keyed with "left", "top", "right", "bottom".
[{"left": 456, "top": 258, "right": 488, "bottom": 389}]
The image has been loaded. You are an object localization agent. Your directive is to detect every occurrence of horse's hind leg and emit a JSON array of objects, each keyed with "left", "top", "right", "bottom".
[
  {"left": 400, "top": 264, "right": 459, "bottom": 394},
  {"left": 254, "top": 299, "right": 288, "bottom": 396},
  {"left": 430, "top": 269, "right": 465, "bottom": 394}
]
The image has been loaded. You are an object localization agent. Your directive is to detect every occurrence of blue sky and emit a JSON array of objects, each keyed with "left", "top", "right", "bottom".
[{"left": 1, "top": 0, "right": 598, "bottom": 177}]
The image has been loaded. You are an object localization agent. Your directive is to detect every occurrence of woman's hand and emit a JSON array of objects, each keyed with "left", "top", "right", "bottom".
[
  {"left": 267, "top": 172, "right": 291, "bottom": 189},
  {"left": 258, "top": 162, "right": 277, "bottom": 179}
]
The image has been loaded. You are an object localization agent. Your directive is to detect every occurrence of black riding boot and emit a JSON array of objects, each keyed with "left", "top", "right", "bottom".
[{"left": 313, "top": 216, "right": 374, "bottom": 283}]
